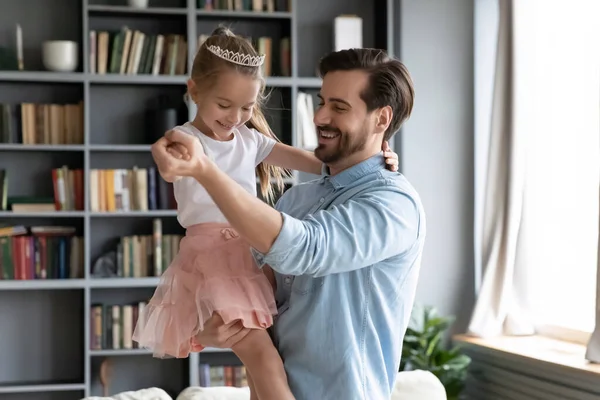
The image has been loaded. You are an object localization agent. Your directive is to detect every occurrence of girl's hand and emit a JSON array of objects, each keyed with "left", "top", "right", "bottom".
[
  {"left": 154, "top": 143, "right": 189, "bottom": 182},
  {"left": 382, "top": 141, "right": 399, "bottom": 172},
  {"left": 152, "top": 129, "right": 208, "bottom": 180},
  {"left": 167, "top": 142, "right": 191, "bottom": 161}
]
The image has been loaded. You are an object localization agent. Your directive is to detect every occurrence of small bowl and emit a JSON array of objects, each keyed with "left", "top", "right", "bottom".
[
  {"left": 128, "top": 0, "right": 149, "bottom": 8},
  {"left": 42, "top": 40, "right": 78, "bottom": 72}
]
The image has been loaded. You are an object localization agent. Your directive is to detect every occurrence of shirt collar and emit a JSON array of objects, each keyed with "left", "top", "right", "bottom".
[{"left": 320, "top": 152, "right": 386, "bottom": 188}]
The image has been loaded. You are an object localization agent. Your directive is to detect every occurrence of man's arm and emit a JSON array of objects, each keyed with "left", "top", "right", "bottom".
[
  {"left": 193, "top": 162, "right": 286, "bottom": 253},
  {"left": 193, "top": 162, "right": 420, "bottom": 276},
  {"left": 254, "top": 188, "right": 420, "bottom": 277}
]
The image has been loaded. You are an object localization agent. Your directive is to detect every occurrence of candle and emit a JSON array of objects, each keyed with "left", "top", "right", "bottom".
[{"left": 16, "top": 24, "right": 23, "bottom": 71}]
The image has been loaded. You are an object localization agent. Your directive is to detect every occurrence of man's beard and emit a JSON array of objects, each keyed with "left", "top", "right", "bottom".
[{"left": 314, "top": 125, "right": 368, "bottom": 164}]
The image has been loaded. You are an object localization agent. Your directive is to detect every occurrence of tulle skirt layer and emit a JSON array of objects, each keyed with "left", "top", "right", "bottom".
[{"left": 132, "top": 223, "right": 277, "bottom": 358}]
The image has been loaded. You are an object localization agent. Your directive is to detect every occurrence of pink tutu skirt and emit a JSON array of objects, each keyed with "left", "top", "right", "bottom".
[{"left": 132, "top": 222, "right": 277, "bottom": 358}]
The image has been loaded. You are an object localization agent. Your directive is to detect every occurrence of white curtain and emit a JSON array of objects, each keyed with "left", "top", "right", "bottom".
[
  {"left": 586, "top": 12, "right": 600, "bottom": 363},
  {"left": 470, "top": 0, "right": 600, "bottom": 340},
  {"left": 587, "top": 201, "right": 600, "bottom": 362},
  {"left": 468, "top": 0, "right": 534, "bottom": 337}
]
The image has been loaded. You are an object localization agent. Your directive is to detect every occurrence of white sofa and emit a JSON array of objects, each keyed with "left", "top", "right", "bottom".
[{"left": 82, "top": 370, "right": 447, "bottom": 400}]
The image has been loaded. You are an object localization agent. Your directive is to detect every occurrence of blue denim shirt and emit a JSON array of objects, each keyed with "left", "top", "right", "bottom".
[{"left": 252, "top": 153, "right": 426, "bottom": 400}]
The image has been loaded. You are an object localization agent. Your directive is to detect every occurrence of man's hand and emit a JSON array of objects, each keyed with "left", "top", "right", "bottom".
[
  {"left": 151, "top": 129, "right": 208, "bottom": 181},
  {"left": 195, "top": 314, "right": 251, "bottom": 349},
  {"left": 382, "top": 140, "right": 399, "bottom": 172}
]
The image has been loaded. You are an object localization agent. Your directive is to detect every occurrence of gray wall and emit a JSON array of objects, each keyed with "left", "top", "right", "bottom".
[{"left": 398, "top": 0, "right": 475, "bottom": 333}]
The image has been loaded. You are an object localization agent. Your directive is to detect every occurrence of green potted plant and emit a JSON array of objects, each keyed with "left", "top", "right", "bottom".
[{"left": 400, "top": 303, "right": 472, "bottom": 400}]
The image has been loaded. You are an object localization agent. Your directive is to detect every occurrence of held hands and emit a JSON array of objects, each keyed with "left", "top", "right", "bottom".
[{"left": 151, "top": 129, "right": 207, "bottom": 182}]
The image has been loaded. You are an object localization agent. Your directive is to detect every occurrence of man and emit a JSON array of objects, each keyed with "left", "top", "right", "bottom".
[{"left": 153, "top": 48, "right": 426, "bottom": 400}]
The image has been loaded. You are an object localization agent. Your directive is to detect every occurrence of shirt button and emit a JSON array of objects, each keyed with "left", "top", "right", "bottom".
[
  {"left": 284, "top": 277, "right": 292, "bottom": 285},
  {"left": 320, "top": 198, "right": 325, "bottom": 203}
]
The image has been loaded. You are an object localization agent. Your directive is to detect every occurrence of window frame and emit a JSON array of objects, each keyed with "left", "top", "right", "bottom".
[{"left": 535, "top": 324, "right": 592, "bottom": 346}]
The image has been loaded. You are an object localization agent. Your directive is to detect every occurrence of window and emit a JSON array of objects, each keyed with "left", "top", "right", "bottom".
[{"left": 516, "top": 0, "right": 600, "bottom": 338}]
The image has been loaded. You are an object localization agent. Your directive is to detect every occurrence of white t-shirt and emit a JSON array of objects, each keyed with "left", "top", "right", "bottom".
[{"left": 172, "top": 122, "right": 276, "bottom": 227}]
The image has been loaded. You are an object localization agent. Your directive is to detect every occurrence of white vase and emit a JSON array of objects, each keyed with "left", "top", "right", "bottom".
[
  {"left": 128, "top": 0, "right": 149, "bottom": 8},
  {"left": 42, "top": 41, "right": 78, "bottom": 72}
]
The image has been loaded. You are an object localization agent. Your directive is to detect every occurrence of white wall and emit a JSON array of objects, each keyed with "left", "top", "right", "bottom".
[{"left": 398, "top": 0, "right": 476, "bottom": 332}]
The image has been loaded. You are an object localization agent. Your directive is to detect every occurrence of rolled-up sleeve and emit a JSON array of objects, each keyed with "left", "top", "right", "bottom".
[{"left": 252, "top": 188, "right": 421, "bottom": 277}]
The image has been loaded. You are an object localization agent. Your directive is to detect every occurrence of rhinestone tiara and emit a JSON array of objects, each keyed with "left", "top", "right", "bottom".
[{"left": 206, "top": 44, "right": 265, "bottom": 67}]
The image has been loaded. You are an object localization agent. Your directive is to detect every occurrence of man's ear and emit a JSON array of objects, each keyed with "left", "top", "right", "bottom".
[{"left": 374, "top": 106, "right": 393, "bottom": 135}]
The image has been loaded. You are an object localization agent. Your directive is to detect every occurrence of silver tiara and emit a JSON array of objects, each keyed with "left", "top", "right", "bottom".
[{"left": 206, "top": 44, "right": 265, "bottom": 67}]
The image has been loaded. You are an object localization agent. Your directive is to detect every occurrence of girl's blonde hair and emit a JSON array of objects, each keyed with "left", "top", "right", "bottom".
[{"left": 189, "top": 25, "right": 288, "bottom": 203}]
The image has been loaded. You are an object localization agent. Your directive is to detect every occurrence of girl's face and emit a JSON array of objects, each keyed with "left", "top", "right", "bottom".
[{"left": 188, "top": 70, "right": 261, "bottom": 141}]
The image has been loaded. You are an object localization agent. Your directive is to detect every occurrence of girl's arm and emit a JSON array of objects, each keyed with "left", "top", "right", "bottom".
[
  {"left": 263, "top": 141, "right": 400, "bottom": 174},
  {"left": 264, "top": 143, "right": 323, "bottom": 175}
]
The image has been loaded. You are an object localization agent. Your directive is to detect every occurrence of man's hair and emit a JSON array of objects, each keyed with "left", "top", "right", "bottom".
[{"left": 318, "top": 48, "right": 415, "bottom": 141}]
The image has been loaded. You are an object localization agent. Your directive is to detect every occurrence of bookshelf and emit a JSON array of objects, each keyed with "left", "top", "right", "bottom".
[{"left": 0, "top": 0, "right": 395, "bottom": 399}]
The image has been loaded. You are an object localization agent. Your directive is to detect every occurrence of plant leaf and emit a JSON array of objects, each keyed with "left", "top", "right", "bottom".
[
  {"left": 426, "top": 331, "right": 443, "bottom": 357},
  {"left": 444, "top": 354, "right": 472, "bottom": 370},
  {"left": 400, "top": 304, "right": 471, "bottom": 399}
]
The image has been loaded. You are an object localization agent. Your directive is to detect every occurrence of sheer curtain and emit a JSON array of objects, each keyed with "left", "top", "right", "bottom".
[
  {"left": 469, "top": 0, "right": 600, "bottom": 341},
  {"left": 469, "top": 0, "right": 534, "bottom": 337}
]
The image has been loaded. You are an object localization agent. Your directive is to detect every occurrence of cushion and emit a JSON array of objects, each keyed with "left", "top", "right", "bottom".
[
  {"left": 175, "top": 386, "right": 250, "bottom": 400},
  {"left": 391, "top": 370, "right": 447, "bottom": 400},
  {"left": 83, "top": 387, "right": 173, "bottom": 400},
  {"left": 83, "top": 370, "right": 446, "bottom": 400}
]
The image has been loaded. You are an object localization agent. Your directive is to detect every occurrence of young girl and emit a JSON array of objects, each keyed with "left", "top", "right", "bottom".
[{"left": 133, "top": 26, "right": 398, "bottom": 400}]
